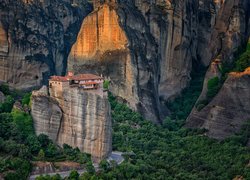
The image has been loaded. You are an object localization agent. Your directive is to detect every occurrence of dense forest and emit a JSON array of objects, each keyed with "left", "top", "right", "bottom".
[{"left": 0, "top": 43, "right": 249, "bottom": 180}]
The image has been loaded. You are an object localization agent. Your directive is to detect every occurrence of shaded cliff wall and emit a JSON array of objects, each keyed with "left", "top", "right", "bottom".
[
  {"left": 200, "top": 0, "right": 250, "bottom": 65},
  {"left": 2, "top": 0, "right": 250, "bottom": 124},
  {"left": 68, "top": 0, "right": 250, "bottom": 123},
  {"left": 186, "top": 68, "right": 250, "bottom": 140},
  {"left": 31, "top": 86, "right": 112, "bottom": 161},
  {"left": 0, "top": 0, "right": 91, "bottom": 90},
  {"left": 185, "top": 0, "right": 250, "bottom": 139}
]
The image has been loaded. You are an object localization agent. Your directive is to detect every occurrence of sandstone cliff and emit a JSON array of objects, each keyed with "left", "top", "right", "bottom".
[
  {"left": 185, "top": 0, "right": 250, "bottom": 139},
  {"left": 68, "top": 1, "right": 162, "bottom": 123},
  {"left": 31, "top": 86, "right": 112, "bottom": 161},
  {"left": 67, "top": 0, "right": 250, "bottom": 123},
  {"left": 1, "top": 0, "right": 250, "bottom": 124},
  {"left": 186, "top": 67, "right": 250, "bottom": 140},
  {"left": 0, "top": 0, "right": 91, "bottom": 90}
]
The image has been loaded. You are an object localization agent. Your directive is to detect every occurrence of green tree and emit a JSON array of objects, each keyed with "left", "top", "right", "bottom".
[
  {"left": 207, "top": 77, "right": 220, "bottom": 99},
  {"left": 86, "top": 162, "right": 95, "bottom": 174},
  {"left": 68, "top": 170, "right": 79, "bottom": 180},
  {"left": 38, "top": 134, "right": 51, "bottom": 148},
  {"left": 26, "top": 135, "right": 41, "bottom": 154},
  {"left": 22, "top": 92, "right": 31, "bottom": 106},
  {"left": 0, "top": 95, "right": 14, "bottom": 113},
  {"left": 38, "top": 149, "right": 45, "bottom": 161},
  {"left": 103, "top": 80, "right": 110, "bottom": 89},
  {"left": 99, "top": 159, "right": 109, "bottom": 172}
]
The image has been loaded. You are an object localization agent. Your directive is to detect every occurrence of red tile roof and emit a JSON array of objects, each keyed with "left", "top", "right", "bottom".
[
  {"left": 81, "top": 82, "right": 99, "bottom": 85},
  {"left": 50, "top": 74, "right": 103, "bottom": 82},
  {"left": 50, "top": 76, "right": 69, "bottom": 82}
]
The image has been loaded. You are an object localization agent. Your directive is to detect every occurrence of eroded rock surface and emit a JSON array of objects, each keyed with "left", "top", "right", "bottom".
[
  {"left": 31, "top": 86, "right": 112, "bottom": 161},
  {"left": 186, "top": 68, "right": 250, "bottom": 140},
  {"left": 0, "top": 0, "right": 91, "bottom": 90},
  {"left": 2, "top": 0, "right": 250, "bottom": 123},
  {"left": 67, "top": 0, "right": 250, "bottom": 123}
]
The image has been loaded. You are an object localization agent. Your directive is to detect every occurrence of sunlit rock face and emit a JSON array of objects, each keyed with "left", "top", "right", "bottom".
[
  {"left": 68, "top": 2, "right": 162, "bottom": 123},
  {"left": 0, "top": 22, "right": 8, "bottom": 55},
  {"left": 31, "top": 86, "right": 112, "bottom": 162},
  {"left": 68, "top": 0, "right": 250, "bottom": 123},
  {"left": 0, "top": 0, "right": 91, "bottom": 90},
  {"left": 2, "top": 0, "right": 250, "bottom": 123},
  {"left": 186, "top": 68, "right": 250, "bottom": 140},
  {"left": 68, "top": 4, "right": 128, "bottom": 59},
  {"left": 68, "top": 3, "right": 136, "bottom": 114}
]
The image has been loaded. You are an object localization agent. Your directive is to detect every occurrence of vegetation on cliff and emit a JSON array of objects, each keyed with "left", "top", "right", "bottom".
[
  {"left": 1, "top": 71, "right": 250, "bottom": 179},
  {"left": 0, "top": 85, "right": 92, "bottom": 180},
  {"left": 234, "top": 42, "right": 250, "bottom": 72}
]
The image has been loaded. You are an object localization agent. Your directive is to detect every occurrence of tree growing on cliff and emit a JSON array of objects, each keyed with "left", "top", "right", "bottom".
[
  {"left": 68, "top": 170, "right": 79, "bottom": 180},
  {"left": 38, "top": 149, "right": 45, "bottom": 161}
]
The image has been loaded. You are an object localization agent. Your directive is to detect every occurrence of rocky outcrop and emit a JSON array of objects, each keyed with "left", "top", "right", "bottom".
[
  {"left": 0, "top": 0, "right": 91, "bottom": 90},
  {"left": 185, "top": 0, "right": 250, "bottom": 138},
  {"left": 203, "top": 0, "right": 250, "bottom": 65},
  {"left": 67, "top": 0, "right": 250, "bottom": 123},
  {"left": 31, "top": 86, "right": 112, "bottom": 161},
  {"left": 186, "top": 67, "right": 250, "bottom": 140},
  {"left": 68, "top": 1, "right": 162, "bottom": 123},
  {"left": 1, "top": 0, "right": 250, "bottom": 123}
]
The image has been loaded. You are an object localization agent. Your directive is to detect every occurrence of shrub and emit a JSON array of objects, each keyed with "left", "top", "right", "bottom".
[
  {"left": 234, "top": 42, "right": 250, "bottom": 72},
  {"left": 0, "top": 95, "right": 14, "bottom": 113},
  {"left": 196, "top": 103, "right": 206, "bottom": 111},
  {"left": 207, "top": 77, "right": 220, "bottom": 99},
  {"left": 11, "top": 110, "right": 34, "bottom": 138},
  {"left": 0, "top": 83, "right": 11, "bottom": 95},
  {"left": 22, "top": 93, "right": 31, "bottom": 106},
  {"left": 68, "top": 170, "right": 79, "bottom": 180},
  {"left": 103, "top": 80, "right": 110, "bottom": 89}
]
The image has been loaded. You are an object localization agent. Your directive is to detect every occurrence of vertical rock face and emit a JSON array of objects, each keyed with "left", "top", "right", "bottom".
[
  {"left": 68, "top": 4, "right": 128, "bottom": 59},
  {"left": 31, "top": 86, "right": 112, "bottom": 161},
  {"left": 186, "top": 68, "right": 250, "bottom": 140},
  {"left": 201, "top": 0, "right": 250, "bottom": 65},
  {"left": 0, "top": 0, "right": 91, "bottom": 90},
  {"left": 68, "top": 1, "right": 162, "bottom": 123},
  {"left": 185, "top": 0, "right": 250, "bottom": 138},
  {"left": 0, "top": 21, "right": 8, "bottom": 55},
  {"left": 2, "top": 0, "right": 250, "bottom": 123},
  {"left": 67, "top": 0, "right": 250, "bottom": 123}
]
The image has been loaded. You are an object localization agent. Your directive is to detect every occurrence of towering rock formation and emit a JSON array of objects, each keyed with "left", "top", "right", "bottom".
[
  {"left": 67, "top": 0, "right": 250, "bottom": 123},
  {"left": 1, "top": 0, "right": 250, "bottom": 124},
  {"left": 68, "top": 1, "right": 162, "bottom": 123},
  {"left": 31, "top": 85, "right": 112, "bottom": 162},
  {"left": 186, "top": 0, "right": 250, "bottom": 139},
  {"left": 186, "top": 67, "right": 250, "bottom": 140},
  {"left": 0, "top": 0, "right": 91, "bottom": 90}
]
